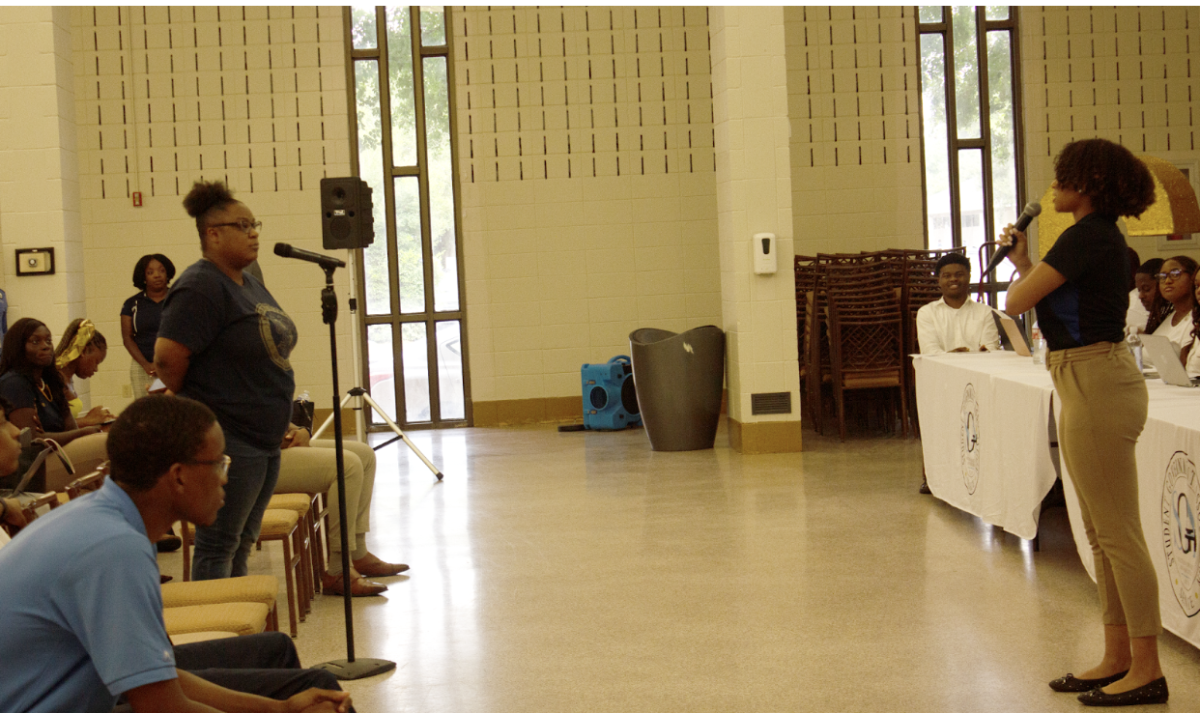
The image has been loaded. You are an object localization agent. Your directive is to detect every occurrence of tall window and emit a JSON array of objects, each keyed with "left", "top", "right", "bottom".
[
  {"left": 346, "top": 7, "right": 468, "bottom": 428},
  {"left": 918, "top": 6, "right": 1024, "bottom": 308}
]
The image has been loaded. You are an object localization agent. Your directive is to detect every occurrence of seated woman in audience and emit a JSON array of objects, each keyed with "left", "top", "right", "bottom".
[
  {"left": 276, "top": 422, "right": 408, "bottom": 596},
  {"left": 1185, "top": 276, "right": 1200, "bottom": 378},
  {"left": 0, "top": 319, "right": 103, "bottom": 451},
  {"left": 1126, "top": 258, "right": 1164, "bottom": 336},
  {"left": 121, "top": 253, "right": 175, "bottom": 395},
  {"left": 0, "top": 396, "right": 29, "bottom": 541},
  {"left": 1145, "top": 256, "right": 1197, "bottom": 350},
  {"left": 54, "top": 318, "right": 114, "bottom": 427}
]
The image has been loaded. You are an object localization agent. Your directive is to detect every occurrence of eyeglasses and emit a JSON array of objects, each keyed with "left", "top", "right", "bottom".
[
  {"left": 208, "top": 219, "right": 262, "bottom": 234},
  {"left": 184, "top": 454, "right": 232, "bottom": 476},
  {"left": 1155, "top": 269, "right": 1189, "bottom": 282}
]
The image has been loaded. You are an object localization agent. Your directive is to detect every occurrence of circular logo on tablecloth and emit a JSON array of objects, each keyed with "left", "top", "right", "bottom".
[
  {"left": 960, "top": 383, "right": 981, "bottom": 495},
  {"left": 1162, "top": 451, "right": 1200, "bottom": 617}
]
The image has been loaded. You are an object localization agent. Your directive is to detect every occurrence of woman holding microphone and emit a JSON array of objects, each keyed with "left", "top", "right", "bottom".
[{"left": 1001, "top": 139, "right": 1165, "bottom": 706}]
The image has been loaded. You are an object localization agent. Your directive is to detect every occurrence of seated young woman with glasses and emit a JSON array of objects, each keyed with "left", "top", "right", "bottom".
[{"left": 1142, "top": 256, "right": 1198, "bottom": 367}]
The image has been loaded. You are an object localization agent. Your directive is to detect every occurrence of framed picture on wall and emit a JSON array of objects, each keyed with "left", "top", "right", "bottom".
[{"left": 1157, "top": 160, "right": 1198, "bottom": 250}]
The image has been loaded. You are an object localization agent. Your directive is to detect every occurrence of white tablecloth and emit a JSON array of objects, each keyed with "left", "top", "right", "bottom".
[
  {"left": 917, "top": 351, "right": 1200, "bottom": 650},
  {"left": 1060, "top": 380, "right": 1200, "bottom": 649},
  {"left": 913, "top": 353, "right": 1058, "bottom": 540}
]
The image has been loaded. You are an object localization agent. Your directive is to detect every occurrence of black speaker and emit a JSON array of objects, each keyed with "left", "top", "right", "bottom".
[{"left": 321, "top": 177, "right": 375, "bottom": 250}]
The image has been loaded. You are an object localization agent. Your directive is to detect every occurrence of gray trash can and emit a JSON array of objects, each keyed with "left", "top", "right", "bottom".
[{"left": 629, "top": 325, "right": 725, "bottom": 451}]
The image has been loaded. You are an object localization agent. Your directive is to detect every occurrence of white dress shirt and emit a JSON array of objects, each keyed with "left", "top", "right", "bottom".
[
  {"left": 1125, "top": 289, "right": 1149, "bottom": 334},
  {"left": 916, "top": 297, "right": 1003, "bottom": 355}
]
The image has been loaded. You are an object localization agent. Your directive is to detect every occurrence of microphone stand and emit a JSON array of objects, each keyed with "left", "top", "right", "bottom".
[{"left": 310, "top": 262, "right": 396, "bottom": 681}]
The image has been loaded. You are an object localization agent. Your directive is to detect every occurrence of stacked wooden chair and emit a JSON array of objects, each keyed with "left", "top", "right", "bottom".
[{"left": 794, "top": 247, "right": 968, "bottom": 439}]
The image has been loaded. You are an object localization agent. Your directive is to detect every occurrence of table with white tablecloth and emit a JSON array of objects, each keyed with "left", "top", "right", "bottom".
[
  {"left": 913, "top": 352, "right": 1059, "bottom": 540},
  {"left": 915, "top": 351, "right": 1200, "bottom": 650}
]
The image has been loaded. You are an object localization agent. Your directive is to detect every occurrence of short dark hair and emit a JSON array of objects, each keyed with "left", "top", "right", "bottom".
[
  {"left": 133, "top": 253, "right": 177, "bottom": 290},
  {"left": 106, "top": 395, "right": 217, "bottom": 492},
  {"left": 935, "top": 253, "right": 972, "bottom": 276},
  {"left": 1135, "top": 258, "right": 1165, "bottom": 278},
  {"left": 183, "top": 180, "right": 238, "bottom": 246},
  {"left": 1053, "top": 138, "right": 1156, "bottom": 219}
]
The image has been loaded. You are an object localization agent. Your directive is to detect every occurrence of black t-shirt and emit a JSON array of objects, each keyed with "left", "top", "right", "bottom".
[
  {"left": 120, "top": 292, "right": 166, "bottom": 362},
  {"left": 158, "top": 260, "right": 297, "bottom": 452},
  {"left": 1036, "top": 213, "right": 1129, "bottom": 351}
]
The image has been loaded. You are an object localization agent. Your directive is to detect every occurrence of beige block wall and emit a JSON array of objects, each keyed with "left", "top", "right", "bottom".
[
  {"left": 1021, "top": 6, "right": 1200, "bottom": 263},
  {"left": 453, "top": 7, "right": 721, "bottom": 404},
  {"left": 0, "top": 6, "right": 87, "bottom": 377},
  {"left": 68, "top": 6, "right": 353, "bottom": 413},
  {"left": 784, "top": 6, "right": 926, "bottom": 257}
]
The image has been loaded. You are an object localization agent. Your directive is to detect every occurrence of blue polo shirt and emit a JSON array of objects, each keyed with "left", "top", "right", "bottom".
[{"left": 0, "top": 479, "right": 177, "bottom": 713}]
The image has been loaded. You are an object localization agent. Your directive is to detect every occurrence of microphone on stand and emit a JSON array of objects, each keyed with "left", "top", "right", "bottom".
[
  {"left": 982, "top": 201, "right": 1042, "bottom": 279},
  {"left": 273, "top": 242, "right": 346, "bottom": 269}
]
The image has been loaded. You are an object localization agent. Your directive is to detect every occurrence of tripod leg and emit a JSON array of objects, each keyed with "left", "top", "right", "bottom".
[
  {"left": 312, "top": 392, "right": 356, "bottom": 441},
  {"left": 358, "top": 392, "right": 444, "bottom": 481}
]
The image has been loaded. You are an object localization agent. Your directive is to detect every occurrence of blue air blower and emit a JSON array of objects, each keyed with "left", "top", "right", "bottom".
[{"left": 580, "top": 355, "right": 641, "bottom": 430}]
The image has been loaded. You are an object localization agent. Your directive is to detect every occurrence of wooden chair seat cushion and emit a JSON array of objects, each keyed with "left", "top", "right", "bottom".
[
  {"left": 163, "top": 602, "right": 269, "bottom": 637},
  {"left": 266, "top": 493, "right": 313, "bottom": 516},
  {"left": 169, "top": 631, "right": 238, "bottom": 646},
  {"left": 259, "top": 509, "right": 300, "bottom": 537},
  {"left": 161, "top": 575, "right": 278, "bottom": 609}
]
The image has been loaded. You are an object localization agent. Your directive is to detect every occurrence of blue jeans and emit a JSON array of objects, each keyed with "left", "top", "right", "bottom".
[{"left": 191, "top": 431, "right": 281, "bottom": 580}]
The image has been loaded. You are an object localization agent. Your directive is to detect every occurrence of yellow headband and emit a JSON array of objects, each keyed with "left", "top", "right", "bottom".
[{"left": 55, "top": 319, "right": 97, "bottom": 370}]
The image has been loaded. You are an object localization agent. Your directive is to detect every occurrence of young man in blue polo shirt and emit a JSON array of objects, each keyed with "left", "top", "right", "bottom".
[{"left": 0, "top": 395, "right": 354, "bottom": 713}]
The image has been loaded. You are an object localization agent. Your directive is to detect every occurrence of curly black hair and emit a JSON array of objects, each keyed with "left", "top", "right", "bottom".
[
  {"left": 1053, "top": 139, "right": 1156, "bottom": 219},
  {"left": 183, "top": 180, "right": 238, "bottom": 245},
  {"left": 0, "top": 318, "right": 69, "bottom": 416},
  {"left": 1145, "top": 255, "right": 1198, "bottom": 335},
  {"left": 132, "top": 253, "right": 177, "bottom": 290},
  {"left": 106, "top": 394, "right": 217, "bottom": 492}
]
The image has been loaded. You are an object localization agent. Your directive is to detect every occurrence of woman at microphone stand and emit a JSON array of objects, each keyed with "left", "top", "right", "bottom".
[
  {"left": 155, "top": 180, "right": 299, "bottom": 581},
  {"left": 1001, "top": 138, "right": 1166, "bottom": 707}
]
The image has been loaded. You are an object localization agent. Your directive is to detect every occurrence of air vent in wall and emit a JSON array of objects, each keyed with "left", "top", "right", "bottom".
[{"left": 750, "top": 392, "right": 792, "bottom": 415}]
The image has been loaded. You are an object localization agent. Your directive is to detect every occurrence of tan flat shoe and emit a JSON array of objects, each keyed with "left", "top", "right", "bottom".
[{"left": 322, "top": 571, "right": 388, "bottom": 596}]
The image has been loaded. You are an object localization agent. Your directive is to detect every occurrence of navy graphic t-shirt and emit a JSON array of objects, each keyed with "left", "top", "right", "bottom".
[
  {"left": 158, "top": 259, "right": 297, "bottom": 452},
  {"left": 1036, "top": 212, "right": 1129, "bottom": 351}
]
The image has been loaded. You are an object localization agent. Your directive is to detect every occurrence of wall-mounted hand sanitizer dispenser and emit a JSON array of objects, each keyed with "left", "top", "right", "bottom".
[{"left": 752, "top": 233, "right": 776, "bottom": 275}]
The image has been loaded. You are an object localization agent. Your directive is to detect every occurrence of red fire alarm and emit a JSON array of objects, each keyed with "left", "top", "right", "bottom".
[{"left": 132, "top": 192, "right": 143, "bottom": 207}]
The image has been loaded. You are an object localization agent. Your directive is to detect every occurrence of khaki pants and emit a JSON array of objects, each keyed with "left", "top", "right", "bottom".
[
  {"left": 274, "top": 439, "right": 377, "bottom": 574},
  {"left": 1049, "top": 341, "right": 1161, "bottom": 638}
]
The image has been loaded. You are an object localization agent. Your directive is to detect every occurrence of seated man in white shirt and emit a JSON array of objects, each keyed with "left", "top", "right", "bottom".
[
  {"left": 915, "top": 254, "right": 1001, "bottom": 495},
  {"left": 916, "top": 253, "right": 1002, "bottom": 355}
]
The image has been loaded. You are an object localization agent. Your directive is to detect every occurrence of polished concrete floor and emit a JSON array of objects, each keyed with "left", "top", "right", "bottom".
[{"left": 159, "top": 422, "right": 1200, "bottom": 712}]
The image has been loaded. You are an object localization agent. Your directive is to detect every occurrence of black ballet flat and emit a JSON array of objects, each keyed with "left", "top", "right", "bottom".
[
  {"left": 1077, "top": 677, "right": 1168, "bottom": 707},
  {"left": 1048, "top": 671, "right": 1128, "bottom": 693}
]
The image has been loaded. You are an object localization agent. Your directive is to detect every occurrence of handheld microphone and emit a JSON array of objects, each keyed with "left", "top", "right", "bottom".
[
  {"left": 273, "top": 242, "right": 346, "bottom": 269},
  {"left": 982, "top": 201, "right": 1042, "bottom": 279}
]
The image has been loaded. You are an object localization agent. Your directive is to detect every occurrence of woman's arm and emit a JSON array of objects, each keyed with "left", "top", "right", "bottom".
[
  {"left": 6, "top": 406, "right": 101, "bottom": 446},
  {"left": 122, "top": 315, "right": 155, "bottom": 375},
  {"left": 1000, "top": 226, "right": 1067, "bottom": 316},
  {"left": 154, "top": 338, "right": 192, "bottom": 393}
]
